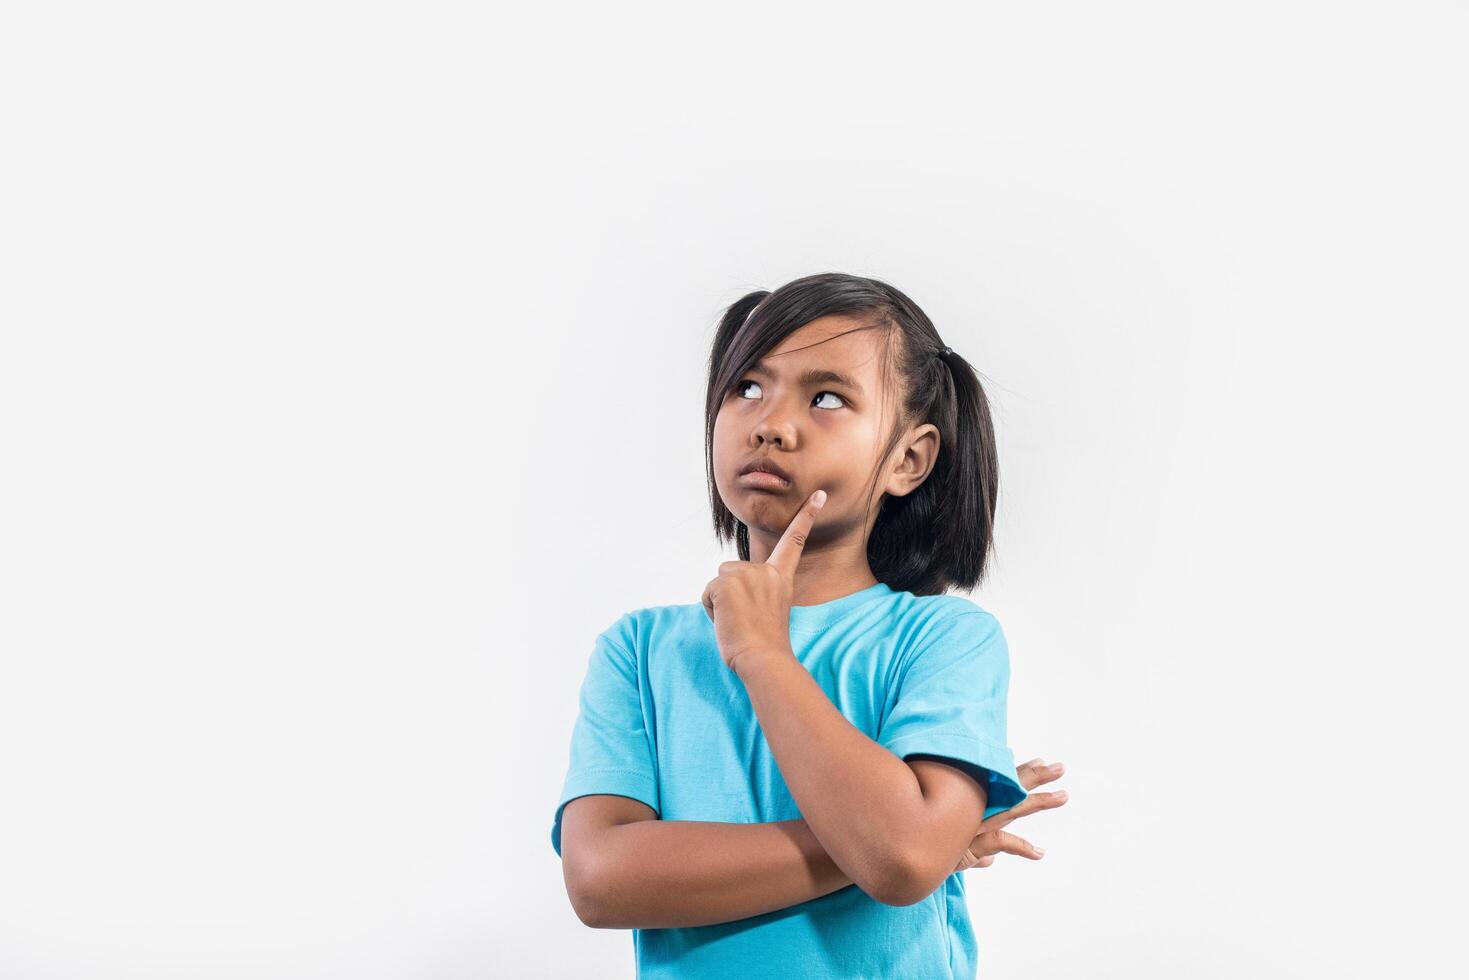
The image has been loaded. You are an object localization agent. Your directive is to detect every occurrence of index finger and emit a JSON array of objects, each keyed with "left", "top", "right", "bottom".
[{"left": 764, "top": 489, "right": 827, "bottom": 577}]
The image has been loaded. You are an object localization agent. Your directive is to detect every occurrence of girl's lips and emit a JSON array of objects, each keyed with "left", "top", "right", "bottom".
[{"left": 737, "top": 471, "right": 793, "bottom": 491}]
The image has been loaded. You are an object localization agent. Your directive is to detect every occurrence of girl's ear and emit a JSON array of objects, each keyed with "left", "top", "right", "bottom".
[{"left": 883, "top": 423, "right": 942, "bottom": 498}]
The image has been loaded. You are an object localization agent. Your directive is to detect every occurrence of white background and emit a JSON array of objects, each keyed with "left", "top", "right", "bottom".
[{"left": 2, "top": 2, "right": 1465, "bottom": 977}]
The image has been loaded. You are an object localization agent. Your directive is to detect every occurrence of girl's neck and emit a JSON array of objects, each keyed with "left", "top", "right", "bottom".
[{"left": 788, "top": 571, "right": 881, "bottom": 608}]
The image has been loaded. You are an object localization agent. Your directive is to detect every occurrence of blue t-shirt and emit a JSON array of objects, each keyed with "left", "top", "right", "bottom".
[{"left": 550, "top": 580, "right": 1027, "bottom": 979}]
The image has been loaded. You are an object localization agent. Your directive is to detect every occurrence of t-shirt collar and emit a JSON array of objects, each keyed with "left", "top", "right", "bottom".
[{"left": 788, "top": 581, "right": 893, "bottom": 634}]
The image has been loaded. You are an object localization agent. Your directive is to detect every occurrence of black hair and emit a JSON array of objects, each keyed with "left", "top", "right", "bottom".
[{"left": 703, "top": 271, "right": 1001, "bottom": 597}]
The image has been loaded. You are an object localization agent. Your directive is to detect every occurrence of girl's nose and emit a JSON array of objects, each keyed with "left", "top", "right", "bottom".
[{"left": 752, "top": 413, "right": 797, "bottom": 448}]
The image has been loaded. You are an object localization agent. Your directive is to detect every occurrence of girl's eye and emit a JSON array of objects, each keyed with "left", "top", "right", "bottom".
[
  {"left": 813, "top": 391, "right": 845, "bottom": 409},
  {"left": 732, "top": 379, "right": 846, "bottom": 410}
]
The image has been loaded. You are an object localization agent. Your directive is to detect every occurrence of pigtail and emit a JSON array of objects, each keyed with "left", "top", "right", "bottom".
[
  {"left": 933, "top": 349, "right": 1001, "bottom": 589},
  {"left": 705, "top": 289, "right": 771, "bottom": 559}
]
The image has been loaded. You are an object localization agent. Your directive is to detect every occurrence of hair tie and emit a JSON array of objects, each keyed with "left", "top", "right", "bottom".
[{"left": 936, "top": 345, "right": 954, "bottom": 361}]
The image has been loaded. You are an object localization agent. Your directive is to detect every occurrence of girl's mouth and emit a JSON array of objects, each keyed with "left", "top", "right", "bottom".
[{"left": 737, "top": 471, "right": 793, "bottom": 492}]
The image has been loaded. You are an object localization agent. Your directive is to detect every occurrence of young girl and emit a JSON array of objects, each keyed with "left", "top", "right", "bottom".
[{"left": 551, "top": 272, "right": 1069, "bottom": 979}]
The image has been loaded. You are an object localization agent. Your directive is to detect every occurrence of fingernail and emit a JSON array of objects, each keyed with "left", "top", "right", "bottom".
[
  {"left": 1035, "top": 847, "right": 1045, "bottom": 856},
  {"left": 814, "top": 490, "right": 827, "bottom": 506}
]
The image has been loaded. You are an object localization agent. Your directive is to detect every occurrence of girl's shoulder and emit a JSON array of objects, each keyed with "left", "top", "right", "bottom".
[
  {"left": 887, "top": 587, "right": 999, "bottom": 626},
  {"left": 594, "top": 599, "right": 711, "bottom": 653}
]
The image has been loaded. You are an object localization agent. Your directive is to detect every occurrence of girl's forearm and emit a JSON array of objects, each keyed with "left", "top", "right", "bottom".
[
  {"left": 582, "top": 817, "right": 854, "bottom": 929},
  {"left": 734, "top": 650, "right": 930, "bottom": 901}
]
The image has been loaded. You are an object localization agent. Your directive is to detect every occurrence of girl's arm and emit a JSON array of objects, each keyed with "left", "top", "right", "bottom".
[{"left": 560, "top": 795, "right": 854, "bottom": 929}]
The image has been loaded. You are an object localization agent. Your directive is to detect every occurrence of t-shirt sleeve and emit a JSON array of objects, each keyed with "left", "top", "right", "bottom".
[
  {"left": 876, "top": 608, "right": 1027, "bottom": 821},
  {"left": 549, "top": 616, "right": 660, "bottom": 857}
]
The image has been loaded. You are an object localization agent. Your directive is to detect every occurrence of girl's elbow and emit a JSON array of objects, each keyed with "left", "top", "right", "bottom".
[
  {"left": 568, "top": 882, "right": 629, "bottom": 929},
  {"left": 562, "top": 853, "right": 617, "bottom": 928},
  {"left": 872, "top": 848, "right": 944, "bottom": 907},
  {"left": 566, "top": 883, "right": 608, "bottom": 928},
  {"left": 850, "top": 853, "right": 918, "bottom": 907}
]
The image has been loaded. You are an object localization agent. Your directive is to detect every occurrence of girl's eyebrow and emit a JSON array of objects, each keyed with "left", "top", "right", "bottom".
[{"left": 747, "top": 360, "right": 866, "bottom": 396}]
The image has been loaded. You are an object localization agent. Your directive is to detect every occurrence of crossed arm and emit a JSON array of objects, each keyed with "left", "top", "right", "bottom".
[
  {"left": 560, "top": 757, "right": 985, "bottom": 929},
  {"left": 559, "top": 649, "right": 991, "bottom": 929}
]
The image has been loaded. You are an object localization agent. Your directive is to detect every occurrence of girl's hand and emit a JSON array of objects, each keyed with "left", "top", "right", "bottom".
[
  {"left": 701, "top": 489, "right": 828, "bottom": 676},
  {"left": 953, "top": 758, "right": 1068, "bottom": 872}
]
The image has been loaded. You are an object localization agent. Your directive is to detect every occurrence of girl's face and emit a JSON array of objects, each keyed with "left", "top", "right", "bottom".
[{"left": 713, "top": 315, "right": 935, "bottom": 548}]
